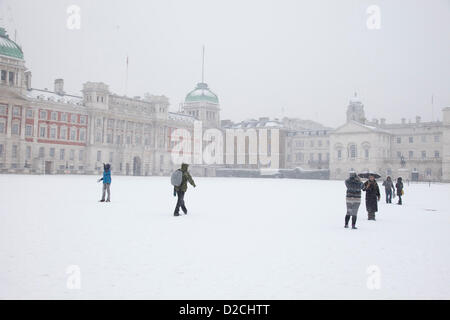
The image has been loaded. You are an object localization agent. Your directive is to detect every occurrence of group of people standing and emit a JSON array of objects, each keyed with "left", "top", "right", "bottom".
[{"left": 344, "top": 172, "right": 404, "bottom": 229}]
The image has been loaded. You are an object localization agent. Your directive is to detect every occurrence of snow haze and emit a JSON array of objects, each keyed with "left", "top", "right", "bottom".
[{"left": 1, "top": 0, "right": 449, "bottom": 127}]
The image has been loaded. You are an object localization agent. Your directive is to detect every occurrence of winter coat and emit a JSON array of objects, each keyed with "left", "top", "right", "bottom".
[
  {"left": 396, "top": 181, "right": 404, "bottom": 196},
  {"left": 102, "top": 170, "right": 111, "bottom": 184},
  {"left": 382, "top": 179, "right": 395, "bottom": 192},
  {"left": 345, "top": 176, "right": 363, "bottom": 199},
  {"left": 174, "top": 163, "right": 195, "bottom": 193},
  {"left": 363, "top": 180, "right": 380, "bottom": 213}
]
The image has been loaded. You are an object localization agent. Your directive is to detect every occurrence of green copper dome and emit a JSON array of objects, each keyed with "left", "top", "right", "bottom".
[
  {"left": 185, "top": 82, "right": 219, "bottom": 104},
  {"left": 0, "top": 28, "right": 24, "bottom": 60}
]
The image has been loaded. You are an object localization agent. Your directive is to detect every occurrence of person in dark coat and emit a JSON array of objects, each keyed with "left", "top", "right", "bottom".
[
  {"left": 344, "top": 172, "right": 363, "bottom": 229},
  {"left": 382, "top": 176, "right": 396, "bottom": 203},
  {"left": 362, "top": 174, "right": 381, "bottom": 220},
  {"left": 395, "top": 177, "right": 404, "bottom": 205},
  {"left": 98, "top": 163, "right": 112, "bottom": 202},
  {"left": 173, "top": 163, "right": 196, "bottom": 216}
]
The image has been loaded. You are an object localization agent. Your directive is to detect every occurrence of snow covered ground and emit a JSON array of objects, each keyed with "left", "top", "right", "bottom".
[{"left": 1, "top": 174, "right": 449, "bottom": 299}]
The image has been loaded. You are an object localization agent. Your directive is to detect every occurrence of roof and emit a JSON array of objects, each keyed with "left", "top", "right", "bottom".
[
  {"left": 222, "top": 118, "right": 285, "bottom": 129},
  {"left": 168, "top": 112, "right": 197, "bottom": 123},
  {"left": 27, "top": 88, "right": 83, "bottom": 105},
  {"left": 185, "top": 82, "right": 219, "bottom": 104},
  {"left": 0, "top": 28, "right": 24, "bottom": 59}
]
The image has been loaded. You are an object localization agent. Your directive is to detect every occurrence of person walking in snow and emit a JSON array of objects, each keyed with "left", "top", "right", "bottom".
[
  {"left": 173, "top": 163, "right": 196, "bottom": 216},
  {"left": 396, "top": 177, "right": 404, "bottom": 205},
  {"left": 98, "top": 163, "right": 111, "bottom": 202},
  {"left": 382, "top": 176, "right": 396, "bottom": 204},
  {"left": 363, "top": 174, "right": 381, "bottom": 220},
  {"left": 344, "top": 171, "right": 363, "bottom": 229}
]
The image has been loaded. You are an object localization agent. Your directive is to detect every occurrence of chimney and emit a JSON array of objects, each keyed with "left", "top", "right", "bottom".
[
  {"left": 401, "top": 118, "right": 406, "bottom": 124},
  {"left": 54, "top": 79, "right": 64, "bottom": 95},
  {"left": 416, "top": 116, "right": 421, "bottom": 124},
  {"left": 25, "top": 71, "right": 32, "bottom": 90},
  {"left": 380, "top": 118, "right": 386, "bottom": 126}
]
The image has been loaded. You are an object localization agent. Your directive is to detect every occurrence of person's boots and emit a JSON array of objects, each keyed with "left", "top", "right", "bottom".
[
  {"left": 345, "top": 215, "right": 350, "bottom": 228},
  {"left": 99, "top": 199, "right": 105, "bottom": 202},
  {"left": 352, "top": 216, "right": 357, "bottom": 229},
  {"left": 174, "top": 212, "right": 180, "bottom": 216}
]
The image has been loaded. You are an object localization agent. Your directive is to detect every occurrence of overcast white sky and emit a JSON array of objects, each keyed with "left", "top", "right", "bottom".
[{"left": 1, "top": 0, "right": 449, "bottom": 127}]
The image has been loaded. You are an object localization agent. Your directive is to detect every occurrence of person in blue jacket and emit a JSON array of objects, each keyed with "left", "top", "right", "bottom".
[{"left": 98, "top": 163, "right": 111, "bottom": 202}]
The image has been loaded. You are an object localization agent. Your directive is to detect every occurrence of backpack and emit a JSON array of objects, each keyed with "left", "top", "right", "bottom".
[{"left": 171, "top": 169, "right": 183, "bottom": 187}]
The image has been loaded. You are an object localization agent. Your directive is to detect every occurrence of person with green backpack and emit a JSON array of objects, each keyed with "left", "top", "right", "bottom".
[{"left": 171, "top": 163, "right": 196, "bottom": 216}]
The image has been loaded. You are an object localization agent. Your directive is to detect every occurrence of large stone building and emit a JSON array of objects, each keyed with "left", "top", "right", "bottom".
[
  {"left": 0, "top": 27, "right": 202, "bottom": 176},
  {"left": 329, "top": 95, "right": 450, "bottom": 182},
  {"left": 1, "top": 26, "right": 449, "bottom": 181}
]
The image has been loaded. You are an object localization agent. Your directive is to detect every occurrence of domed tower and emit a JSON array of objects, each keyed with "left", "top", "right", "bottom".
[
  {"left": 346, "top": 93, "right": 366, "bottom": 124},
  {"left": 0, "top": 27, "right": 27, "bottom": 92},
  {"left": 183, "top": 47, "right": 220, "bottom": 128}
]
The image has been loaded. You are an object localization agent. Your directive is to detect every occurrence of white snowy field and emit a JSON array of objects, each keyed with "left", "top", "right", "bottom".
[{"left": 0, "top": 175, "right": 449, "bottom": 300}]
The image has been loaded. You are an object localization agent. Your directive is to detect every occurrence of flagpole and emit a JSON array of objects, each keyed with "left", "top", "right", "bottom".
[
  {"left": 431, "top": 94, "right": 434, "bottom": 122},
  {"left": 125, "top": 55, "right": 129, "bottom": 96},
  {"left": 202, "top": 45, "right": 205, "bottom": 83}
]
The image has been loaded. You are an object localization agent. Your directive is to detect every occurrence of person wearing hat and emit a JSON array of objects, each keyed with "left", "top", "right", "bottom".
[
  {"left": 344, "top": 171, "right": 364, "bottom": 229},
  {"left": 173, "top": 163, "right": 196, "bottom": 216},
  {"left": 363, "top": 174, "right": 381, "bottom": 220},
  {"left": 396, "top": 177, "right": 404, "bottom": 205},
  {"left": 98, "top": 163, "right": 112, "bottom": 202}
]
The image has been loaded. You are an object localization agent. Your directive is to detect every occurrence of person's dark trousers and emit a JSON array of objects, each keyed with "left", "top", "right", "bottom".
[
  {"left": 385, "top": 189, "right": 392, "bottom": 203},
  {"left": 174, "top": 190, "right": 187, "bottom": 215},
  {"left": 345, "top": 215, "right": 351, "bottom": 226},
  {"left": 398, "top": 194, "right": 402, "bottom": 205}
]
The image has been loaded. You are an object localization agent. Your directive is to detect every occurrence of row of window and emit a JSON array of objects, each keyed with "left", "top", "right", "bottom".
[
  {"left": 0, "top": 144, "right": 84, "bottom": 161},
  {"left": 294, "top": 140, "right": 330, "bottom": 148},
  {"left": 397, "top": 151, "right": 440, "bottom": 159},
  {"left": 0, "top": 105, "right": 87, "bottom": 124},
  {"left": 36, "top": 125, "right": 86, "bottom": 141},
  {"left": 0, "top": 145, "right": 118, "bottom": 164},
  {"left": 294, "top": 152, "right": 330, "bottom": 162},
  {"left": 187, "top": 110, "right": 200, "bottom": 118},
  {"left": 337, "top": 145, "right": 370, "bottom": 160},
  {"left": 95, "top": 131, "right": 153, "bottom": 146},
  {"left": 96, "top": 118, "right": 152, "bottom": 131},
  {"left": 1, "top": 70, "right": 15, "bottom": 86},
  {"left": 39, "top": 110, "right": 87, "bottom": 124},
  {"left": 396, "top": 135, "right": 440, "bottom": 144}
]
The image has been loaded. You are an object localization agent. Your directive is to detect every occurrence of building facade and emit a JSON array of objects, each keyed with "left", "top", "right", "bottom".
[
  {"left": 1, "top": 27, "right": 449, "bottom": 181},
  {"left": 329, "top": 95, "right": 450, "bottom": 182},
  {"left": 0, "top": 27, "right": 200, "bottom": 176}
]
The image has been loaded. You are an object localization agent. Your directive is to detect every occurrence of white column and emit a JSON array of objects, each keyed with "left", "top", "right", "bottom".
[
  {"left": 6, "top": 103, "right": 12, "bottom": 137},
  {"left": 20, "top": 106, "right": 26, "bottom": 139},
  {"left": 102, "top": 117, "right": 107, "bottom": 145},
  {"left": 33, "top": 107, "right": 39, "bottom": 142}
]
